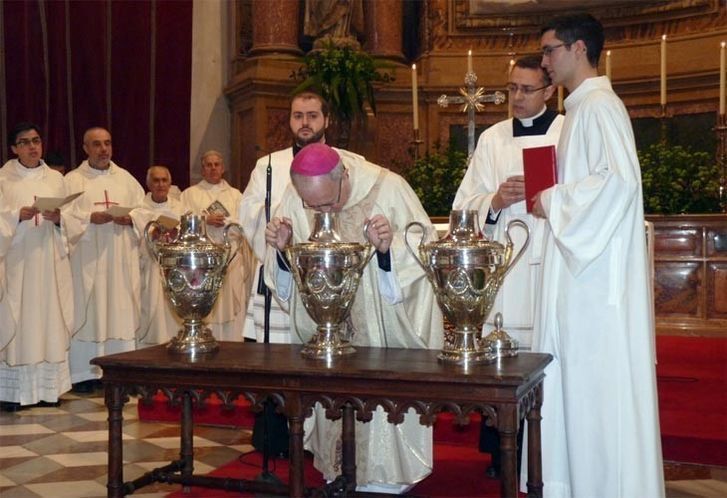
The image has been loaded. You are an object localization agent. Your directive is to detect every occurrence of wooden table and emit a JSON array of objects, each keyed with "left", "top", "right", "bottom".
[{"left": 92, "top": 342, "right": 551, "bottom": 498}]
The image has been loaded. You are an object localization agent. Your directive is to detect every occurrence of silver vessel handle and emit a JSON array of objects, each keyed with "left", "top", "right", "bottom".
[
  {"left": 143, "top": 220, "right": 163, "bottom": 262},
  {"left": 222, "top": 222, "right": 244, "bottom": 269},
  {"left": 503, "top": 219, "right": 530, "bottom": 278},
  {"left": 404, "top": 221, "right": 427, "bottom": 272},
  {"left": 360, "top": 219, "right": 377, "bottom": 268}
]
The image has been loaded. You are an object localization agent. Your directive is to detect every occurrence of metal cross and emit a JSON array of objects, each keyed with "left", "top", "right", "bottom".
[{"left": 438, "top": 71, "right": 506, "bottom": 158}]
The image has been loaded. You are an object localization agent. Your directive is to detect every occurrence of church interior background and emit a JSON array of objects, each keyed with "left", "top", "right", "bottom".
[{"left": 1, "top": 0, "right": 726, "bottom": 497}]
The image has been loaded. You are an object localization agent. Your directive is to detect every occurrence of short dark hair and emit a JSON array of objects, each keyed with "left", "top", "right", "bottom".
[
  {"left": 291, "top": 90, "right": 330, "bottom": 118},
  {"left": 514, "top": 55, "right": 552, "bottom": 86},
  {"left": 9, "top": 122, "right": 41, "bottom": 146},
  {"left": 541, "top": 13, "right": 604, "bottom": 68}
]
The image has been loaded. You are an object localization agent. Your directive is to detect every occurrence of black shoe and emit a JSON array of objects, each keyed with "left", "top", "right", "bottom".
[
  {"left": 485, "top": 465, "right": 500, "bottom": 479},
  {"left": 36, "top": 400, "right": 61, "bottom": 408},
  {"left": 0, "top": 401, "right": 22, "bottom": 412}
]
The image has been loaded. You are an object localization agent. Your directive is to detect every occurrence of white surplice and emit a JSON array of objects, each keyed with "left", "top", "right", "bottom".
[
  {"left": 529, "top": 77, "right": 664, "bottom": 498},
  {"left": 453, "top": 112, "right": 563, "bottom": 348},
  {"left": 181, "top": 180, "right": 255, "bottom": 341},
  {"left": 265, "top": 152, "right": 443, "bottom": 489},
  {"left": 239, "top": 148, "right": 294, "bottom": 344},
  {"left": 0, "top": 160, "right": 74, "bottom": 404},
  {"left": 129, "top": 194, "right": 185, "bottom": 346},
  {"left": 64, "top": 161, "right": 145, "bottom": 383}
]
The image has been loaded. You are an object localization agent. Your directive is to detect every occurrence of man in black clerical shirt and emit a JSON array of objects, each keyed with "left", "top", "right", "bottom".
[{"left": 452, "top": 54, "right": 564, "bottom": 478}]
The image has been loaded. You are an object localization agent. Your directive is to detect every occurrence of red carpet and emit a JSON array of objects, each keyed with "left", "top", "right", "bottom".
[
  {"left": 141, "top": 335, "right": 727, "bottom": 496},
  {"left": 655, "top": 336, "right": 727, "bottom": 466},
  {"left": 165, "top": 430, "right": 510, "bottom": 498}
]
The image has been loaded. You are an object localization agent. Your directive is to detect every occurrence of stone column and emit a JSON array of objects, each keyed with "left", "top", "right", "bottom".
[
  {"left": 364, "top": 0, "right": 404, "bottom": 62},
  {"left": 248, "top": 0, "right": 302, "bottom": 57}
]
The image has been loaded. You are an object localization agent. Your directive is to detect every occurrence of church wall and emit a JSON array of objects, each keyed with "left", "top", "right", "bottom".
[{"left": 189, "top": 0, "right": 231, "bottom": 186}]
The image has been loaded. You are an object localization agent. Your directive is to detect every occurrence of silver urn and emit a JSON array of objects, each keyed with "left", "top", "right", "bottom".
[
  {"left": 144, "top": 213, "right": 241, "bottom": 355},
  {"left": 284, "top": 211, "right": 374, "bottom": 359},
  {"left": 405, "top": 210, "right": 529, "bottom": 364}
]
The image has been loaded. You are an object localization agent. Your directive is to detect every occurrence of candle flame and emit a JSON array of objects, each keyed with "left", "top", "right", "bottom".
[
  {"left": 412, "top": 64, "right": 416, "bottom": 70},
  {"left": 662, "top": 34, "right": 667, "bottom": 41}
]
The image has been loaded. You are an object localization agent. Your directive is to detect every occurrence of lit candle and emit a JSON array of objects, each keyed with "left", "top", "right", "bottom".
[
  {"left": 660, "top": 34, "right": 667, "bottom": 106},
  {"left": 508, "top": 59, "right": 515, "bottom": 119},
  {"left": 720, "top": 41, "right": 725, "bottom": 115},
  {"left": 606, "top": 50, "right": 612, "bottom": 80},
  {"left": 467, "top": 49, "right": 473, "bottom": 74},
  {"left": 557, "top": 86, "right": 564, "bottom": 113},
  {"left": 412, "top": 64, "right": 419, "bottom": 131}
]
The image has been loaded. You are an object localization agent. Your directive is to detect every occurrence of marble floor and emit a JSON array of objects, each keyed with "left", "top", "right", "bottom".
[{"left": 0, "top": 388, "right": 725, "bottom": 497}]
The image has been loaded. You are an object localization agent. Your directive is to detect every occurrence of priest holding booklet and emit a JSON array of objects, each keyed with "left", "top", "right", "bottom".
[
  {"left": 63, "top": 127, "right": 145, "bottom": 392},
  {"left": 0, "top": 123, "right": 75, "bottom": 411},
  {"left": 452, "top": 55, "right": 563, "bottom": 478},
  {"left": 129, "top": 165, "right": 185, "bottom": 347}
]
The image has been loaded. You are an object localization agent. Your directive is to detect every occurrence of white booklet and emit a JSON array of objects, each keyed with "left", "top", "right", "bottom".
[
  {"left": 155, "top": 215, "right": 179, "bottom": 230},
  {"left": 104, "top": 205, "right": 134, "bottom": 218},
  {"left": 32, "top": 191, "right": 83, "bottom": 211}
]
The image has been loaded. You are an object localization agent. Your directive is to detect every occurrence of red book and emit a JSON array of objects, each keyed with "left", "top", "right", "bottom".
[{"left": 522, "top": 145, "right": 557, "bottom": 213}]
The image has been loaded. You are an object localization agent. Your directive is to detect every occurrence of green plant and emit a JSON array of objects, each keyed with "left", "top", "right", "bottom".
[
  {"left": 291, "top": 40, "right": 394, "bottom": 122},
  {"left": 639, "top": 143, "right": 721, "bottom": 214},
  {"left": 403, "top": 140, "right": 468, "bottom": 216}
]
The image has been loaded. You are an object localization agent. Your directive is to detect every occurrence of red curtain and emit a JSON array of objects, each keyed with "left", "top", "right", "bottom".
[{"left": 1, "top": 0, "right": 192, "bottom": 189}]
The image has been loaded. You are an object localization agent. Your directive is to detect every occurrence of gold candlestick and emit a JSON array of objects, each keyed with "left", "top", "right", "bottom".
[{"left": 411, "top": 128, "right": 424, "bottom": 161}]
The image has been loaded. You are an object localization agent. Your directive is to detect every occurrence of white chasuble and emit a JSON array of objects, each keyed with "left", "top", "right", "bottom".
[
  {"left": 129, "top": 194, "right": 185, "bottom": 346},
  {"left": 265, "top": 153, "right": 443, "bottom": 488},
  {"left": 453, "top": 113, "right": 563, "bottom": 348},
  {"left": 0, "top": 160, "right": 74, "bottom": 404},
  {"left": 64, "top": 161, "right": 144, "bottom": 382},
  {"left": 181, "top": 180, "right": 255, "bottom": 341},
  {"left": 528, "top": 77, "right": 664, "bottom": 498}
]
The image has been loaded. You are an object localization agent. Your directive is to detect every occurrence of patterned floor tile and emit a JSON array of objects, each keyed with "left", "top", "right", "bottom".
[
  {"left": 1, "top": 456, "right": 64, "bottom": 485},
  {"left": 45, "top": 452, "right": 108, "bottom": 467},
  {"left": 24, "top": 479, "right": 108, "bottom": 497}
]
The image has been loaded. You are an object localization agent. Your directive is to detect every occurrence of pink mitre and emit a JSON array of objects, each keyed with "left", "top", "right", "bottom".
[{"left": 290, "top": 143, "right": 340, "bottom": 176}]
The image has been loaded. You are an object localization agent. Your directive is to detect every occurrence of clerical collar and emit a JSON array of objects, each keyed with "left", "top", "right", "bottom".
[
  {"left": 293, "top": 139, "right": 327, "bottom": 156},
  {"left": 512, "top": 108, "right": 559, "bottom": 137}
]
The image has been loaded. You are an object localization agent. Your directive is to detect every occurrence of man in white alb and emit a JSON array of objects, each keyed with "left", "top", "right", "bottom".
[
  {"left": 64, "top": 127, "right": 145, "bottom": 391},
  {"left": 181, "top": 150, "right": 254, "bottom": 341},
  {"left": 453, "top": 54, "right": 563, "bottom": 478},
  {"left": 239, "top": 91, "right": 331, "bottom": 344},
  {"left": 0, "top": 123, "right": 74, "bottom": 410},
  {"left": 129, "top": 165, "right": 185, "bottom": 346},
  {"left": 528, "top": 13, "right": 664, "bottom": 498}
]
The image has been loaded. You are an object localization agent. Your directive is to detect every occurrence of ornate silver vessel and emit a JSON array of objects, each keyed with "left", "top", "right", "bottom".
[
  {"left": 405, "top": 210, "right": 529, "bottom": 364},
  {"left": 284, "top": 212, "right": 374, "bottom": 359},
  {"left": 144, "top": 213, "right": 241, "bottom": 355}
]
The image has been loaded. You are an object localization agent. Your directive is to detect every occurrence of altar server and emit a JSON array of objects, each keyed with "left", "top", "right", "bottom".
[{"left": 529, "top": 13, "right": 664, "bottom": 498}]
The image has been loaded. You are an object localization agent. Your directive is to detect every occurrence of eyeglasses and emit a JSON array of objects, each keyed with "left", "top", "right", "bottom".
[
  {"left": 506, "top": 83, "right": 550, "bottom": 96},
  {"left": 301, "top": 168, "right": 346, "bottom": 210},
  {"left": 542, "top": 42, "right": 570, "bottom": 56},
  {"left": 15, "top": 136, "right": 42, "bottom": 147}
]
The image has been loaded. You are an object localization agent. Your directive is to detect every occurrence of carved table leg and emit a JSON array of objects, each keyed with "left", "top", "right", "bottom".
[
  {"left": 106, "top": 383, "right": 125, "bottom": 498},
  {"left": 288, "top": 395, "right": 305, "bottom": 498},
  {"left": 341, "top": 403, "right": 357, "bottom": 492},
  {"left": 499, "top": 405, "right": 518, "bottom": 498},
  {"left": 180, "top": 391, "right": 194, "bottom": 492},
  {"left": 526, "top": 383, "right": 544, "bottom": 498}
]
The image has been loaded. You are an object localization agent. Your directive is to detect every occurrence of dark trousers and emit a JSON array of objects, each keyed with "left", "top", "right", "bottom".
[{"left": 479, "top": 417, "right": 524, "bottom": 477}]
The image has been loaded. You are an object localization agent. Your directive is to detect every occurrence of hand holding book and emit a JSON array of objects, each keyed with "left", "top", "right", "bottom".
[{"left": 523, "top": 145, "right": 557, "bottom": 213}]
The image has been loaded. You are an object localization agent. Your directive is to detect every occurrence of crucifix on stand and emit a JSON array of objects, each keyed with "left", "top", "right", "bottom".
[{"left": 438, "top": 51, "right": 506, "bottom": 159}]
